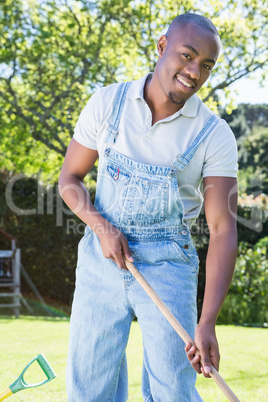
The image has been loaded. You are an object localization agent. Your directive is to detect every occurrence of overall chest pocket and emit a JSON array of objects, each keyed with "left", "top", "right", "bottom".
[
  {"left": 101, "top": 162, "right": 132, "bottom": 221},
  {"left": 119, "top": 174, "right": 169, "bottom": 226},
  {"left": 106, "top": 164, "right": 131, "bottom": 182}
]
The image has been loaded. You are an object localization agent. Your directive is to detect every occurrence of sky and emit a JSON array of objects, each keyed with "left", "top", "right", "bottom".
[{"left": 229, "top": 76, "right": 268, "bottom": 105}]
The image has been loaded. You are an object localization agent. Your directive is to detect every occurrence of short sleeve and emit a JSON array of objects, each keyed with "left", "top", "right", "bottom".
[
  {"left": 73, "top": 90, "right": 101, "bottom": 150},
  {"left": 202, "top": 119, "right": 238, "bottom": 178}
]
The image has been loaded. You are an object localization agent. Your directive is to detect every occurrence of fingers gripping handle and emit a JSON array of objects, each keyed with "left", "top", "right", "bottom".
[{"left": 125, "top": 259, "right": 240, "bottom": 402}]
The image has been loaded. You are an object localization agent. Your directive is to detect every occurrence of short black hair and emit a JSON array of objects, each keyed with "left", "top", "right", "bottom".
[{"left": 166, "top": 13, "right": 219, "bottom": 37}]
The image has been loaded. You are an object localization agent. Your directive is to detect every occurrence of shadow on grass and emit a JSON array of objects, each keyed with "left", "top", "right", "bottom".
[
  {"left": 0, "top": 295, "right": 70, "bottom": 320},
  {"left": 0, "top": 315, "right": 69, "bottom": 322}
]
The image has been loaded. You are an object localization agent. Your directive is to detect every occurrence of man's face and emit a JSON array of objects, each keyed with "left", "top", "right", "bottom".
[{"left": 155, "top": 23, "right": 221, "bottom": 105}]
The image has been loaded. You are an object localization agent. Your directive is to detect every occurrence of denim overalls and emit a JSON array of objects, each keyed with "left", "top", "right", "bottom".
[{"left": 67, "top": 82, "right": 219, "bottom": 401}]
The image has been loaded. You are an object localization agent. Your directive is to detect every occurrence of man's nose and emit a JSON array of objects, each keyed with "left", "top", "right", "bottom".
[{"left": 185, "top": 62, "right": 200, "bottom": 80}]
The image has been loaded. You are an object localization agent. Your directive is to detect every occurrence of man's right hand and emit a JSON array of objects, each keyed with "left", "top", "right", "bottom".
[
  {"left": 97, "top": 223, "right": 134, "bottom": 270},
  {"left": 58, "top": 139, "right": 133, "bottom": 270}
]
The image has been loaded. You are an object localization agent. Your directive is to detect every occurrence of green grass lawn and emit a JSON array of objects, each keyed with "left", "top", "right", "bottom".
[{"left": 0, "top": 317, "right": 267, "bottom": 401}]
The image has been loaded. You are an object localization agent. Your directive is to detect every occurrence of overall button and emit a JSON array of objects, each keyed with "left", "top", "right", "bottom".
[
  {"left": 104, "top": 147, "right": 111, "bottom": 157},
  {"left": 183, "top": 244, "right": 189, "bottom": 249},
  {"left": 182, "top": 229, "right": 188, "bottom": 236},
  {"left": 168, "top": 168, "right": 176, "bottom": 179}
]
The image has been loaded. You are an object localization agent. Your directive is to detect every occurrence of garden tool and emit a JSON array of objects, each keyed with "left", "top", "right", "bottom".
[
  {"left": 0, "top": 353, "right": 56, "bottom": 401},
  {"left": 125, "top": 259, "right": 240, "bottom": 402}
]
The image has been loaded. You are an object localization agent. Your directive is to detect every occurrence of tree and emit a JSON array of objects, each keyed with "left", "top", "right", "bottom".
[
  {"left": 218, "top": 237, "right": 268, "bottom": 326},
  {"left": 0, "top": 0, "right": 139, "bottom": 178},
  {"left": 0, "top": 0, "right": 267, "bottom": 179},
  {"left": 220, "top": 103, "right": 268, "bottom": 194}
]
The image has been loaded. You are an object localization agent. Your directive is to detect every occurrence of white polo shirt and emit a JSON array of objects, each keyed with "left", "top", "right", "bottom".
[{"left": 73, "top": 73, "right": 238, "bottom": 227}]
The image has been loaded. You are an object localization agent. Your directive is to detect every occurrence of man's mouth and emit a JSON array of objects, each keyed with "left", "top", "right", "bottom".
[{"left": 176, "top": 75, "right": 194, "bottom": 88}]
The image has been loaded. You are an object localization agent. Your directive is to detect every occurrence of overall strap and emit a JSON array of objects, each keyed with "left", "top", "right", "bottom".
[
  {"left": 105, "top": 81, "right": 132, "bottom": 145},
  {"left": 172, "top": 114, "right": 220, "bottom": 172}
]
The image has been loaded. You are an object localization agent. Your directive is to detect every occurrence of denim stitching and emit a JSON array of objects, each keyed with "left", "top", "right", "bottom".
[
  {"left": 107, "top": 357, "right": 124, "bottom": 402},
  {"left": 119, "top": 176, "right": 169, "bottom": 227},
  {"left": 70, "top": 80, "right": 202, "bottom": 401},
  {"left": 182, "top": 115, "right": 218, "bottom": 158},
  {"left": 105, "top": 82, "right": 124, "bottom": 145},
  {"left": 185, "top": 115, "right": 219, "bottom": 152},
  {"left": 110, "top": 148, "right": 173, "bottom": 175},
  {"left": 123, "top": 274, "right": 136, "bottom": 313},
  {"left": 106, "top": 81, "right": 132, "bottom": 146},
  {"left": 113, "top": 82, "right": 132, "bottom": 130},
  {"left": 145, "top": 394, "right": 153, "bottom": 402},
  {"left": 171, "top": 240, "right": 198, "bottom": 273},
  {"left": 172, "top": 115, "right": 220, "bottom": 172},
  {"left": 107, "top": 82, "right": 219, "bottom": 176}
]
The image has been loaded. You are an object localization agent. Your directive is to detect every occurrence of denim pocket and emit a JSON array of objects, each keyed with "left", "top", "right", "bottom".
[
  {"left": 83, "top": 226, "right": 94, "bottom": 240},
  {"left": 96, "top": 162, "right": 132, "bottom": 221},
  {"left": 171, "top": 240, "right": 199, "bottom": 272},
  {"left": 77, "top": 227, "right": 94, "bottom": 253},
  {"left": 106, "top": 163, "right": 132, "bottom": 183},
  {"left": 120, "top": 175, "right": 169, "bottom": 226},
  {"left": 76, "top": 228, "right": 95, "bottom": 271}
]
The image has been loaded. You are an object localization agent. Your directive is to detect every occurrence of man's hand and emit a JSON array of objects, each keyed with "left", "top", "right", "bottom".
[
  {"left": 185, "top": 323, "right": 220, "bottom": 378},
  {"left": 186, "top": 176, "right": 236, "bottom": 378},
  {"left": 97, "top": 222, "right": 134, "bottom": 270}
]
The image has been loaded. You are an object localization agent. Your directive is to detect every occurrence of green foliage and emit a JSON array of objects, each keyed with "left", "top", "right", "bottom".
[
  {"left": 218, "top": 237, "right": 268, "bottom": 326},
  {"left": 0, "top": 0, "right": 267, "bottom": 177},
  {"left": 193, "top": 192, "right": 268, "bottom": 321},
  {"left": 2, "top": 171, "right": 267, "bottom": 323},
  {"left": 237, "top": 167, "right": 268, "bottom": 196},
  {"left": 0, "top": 0, "right": 140, "bottom": 180},
  {"left": 221, "top": 104, "right": 268, "bottom": 194},
  {"left": 0, "top": 172, "right": 82, "bottom": 304},
  {"left": 0, "top": 170, "right": 268, "bottom": 324},
  {"left": 221, "top": 103, "right": 268, "bottom": 139},
  {"left": 239, "top": 126, "right": 268, "bottom": 170},
  {"left": 219, "top": 104, "right": 267, "bottom": 327}
]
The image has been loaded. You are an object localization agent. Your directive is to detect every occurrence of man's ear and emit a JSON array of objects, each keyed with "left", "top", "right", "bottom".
[{"left": 157, "top": 35, "right": 168, "bottom": 57}]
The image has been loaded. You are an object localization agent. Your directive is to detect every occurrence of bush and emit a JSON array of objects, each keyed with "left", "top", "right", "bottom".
[
  {"left": 218, "top": 237, "right": 268, "bottom": 326},
  {"left": 0, "top": 172, "right": 82, "bottom": 305},
  {"left": 193, "top": 194, "right": 267, "bottom": 323},
  {"left": 1, "top": 172, "right": 267, "bottom": 325}
]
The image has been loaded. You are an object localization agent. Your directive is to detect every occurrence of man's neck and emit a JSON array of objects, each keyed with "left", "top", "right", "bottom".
[{"left": 143, "top": 73, "right": 185, "bottom": 126}]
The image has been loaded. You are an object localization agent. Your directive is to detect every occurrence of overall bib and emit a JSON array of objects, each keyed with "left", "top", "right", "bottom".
[{"left": 67, "top": 82, "right": 219, "bottom": 402}]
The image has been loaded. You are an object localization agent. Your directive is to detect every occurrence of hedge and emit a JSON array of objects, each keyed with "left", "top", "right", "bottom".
[{"left": 0, "top": 173, "right": 267, "bottom": 324}]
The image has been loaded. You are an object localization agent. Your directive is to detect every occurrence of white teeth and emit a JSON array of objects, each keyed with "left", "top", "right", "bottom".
[{"left": 176, "top": 76, "right": 192, "bottom": 88}]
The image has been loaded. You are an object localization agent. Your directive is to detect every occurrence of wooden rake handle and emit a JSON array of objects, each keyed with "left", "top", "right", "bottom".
[{"left": 125, "top": 259, "right": 240, "bottom": 402}]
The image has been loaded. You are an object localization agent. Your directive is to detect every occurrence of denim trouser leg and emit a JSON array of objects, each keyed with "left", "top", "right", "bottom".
[
  {"left": 67, "top": 233, "right": 203, "bottom": 401},
  {"left": 128, "top": 239, "right": 203, "bottom": 402},
  {"left": 66, "top": 79, "right": 215, "bottom": 402},
  {"left": 67, "top": 233, "right": 133, "bottom": 402}
]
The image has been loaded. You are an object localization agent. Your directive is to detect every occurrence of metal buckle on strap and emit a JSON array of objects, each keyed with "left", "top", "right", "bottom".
[
  {"left": 176, "top": 154, "right": 189, "bottom": 166},
  {"left": 107, "top": 125, "right": 119, "bottom": 144},
  {"left": 107, "top": 124, "right": 119, "bottom": 136}
]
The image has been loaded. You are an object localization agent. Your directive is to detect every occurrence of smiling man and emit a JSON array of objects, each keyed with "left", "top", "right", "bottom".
[
  {"left": 59, "top": 13, "right": 238, "bottom": 402},
  {"left": 146, "top": 17, "right": 221, "bottom": 121}
]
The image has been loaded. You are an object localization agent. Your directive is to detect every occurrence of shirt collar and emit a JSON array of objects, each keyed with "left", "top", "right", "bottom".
[
  {"left": 127, "top": 73, "right": 151, "bottom": 100},
  {"left": 127, "top": 73, "right": 200, "bottom": 118}
]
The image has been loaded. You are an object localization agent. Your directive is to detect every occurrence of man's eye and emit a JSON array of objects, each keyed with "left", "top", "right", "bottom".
[
  {"left": 204, "top": 64, "right": 212, "bottom": 70},
  {"left": 182, "top": 53, "right": 191, "bottom": 60}
]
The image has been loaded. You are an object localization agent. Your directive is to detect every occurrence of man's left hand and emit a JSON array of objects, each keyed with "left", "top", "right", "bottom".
[{"left": 185, "top": 322, "right": 220, "bottom": 378}]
